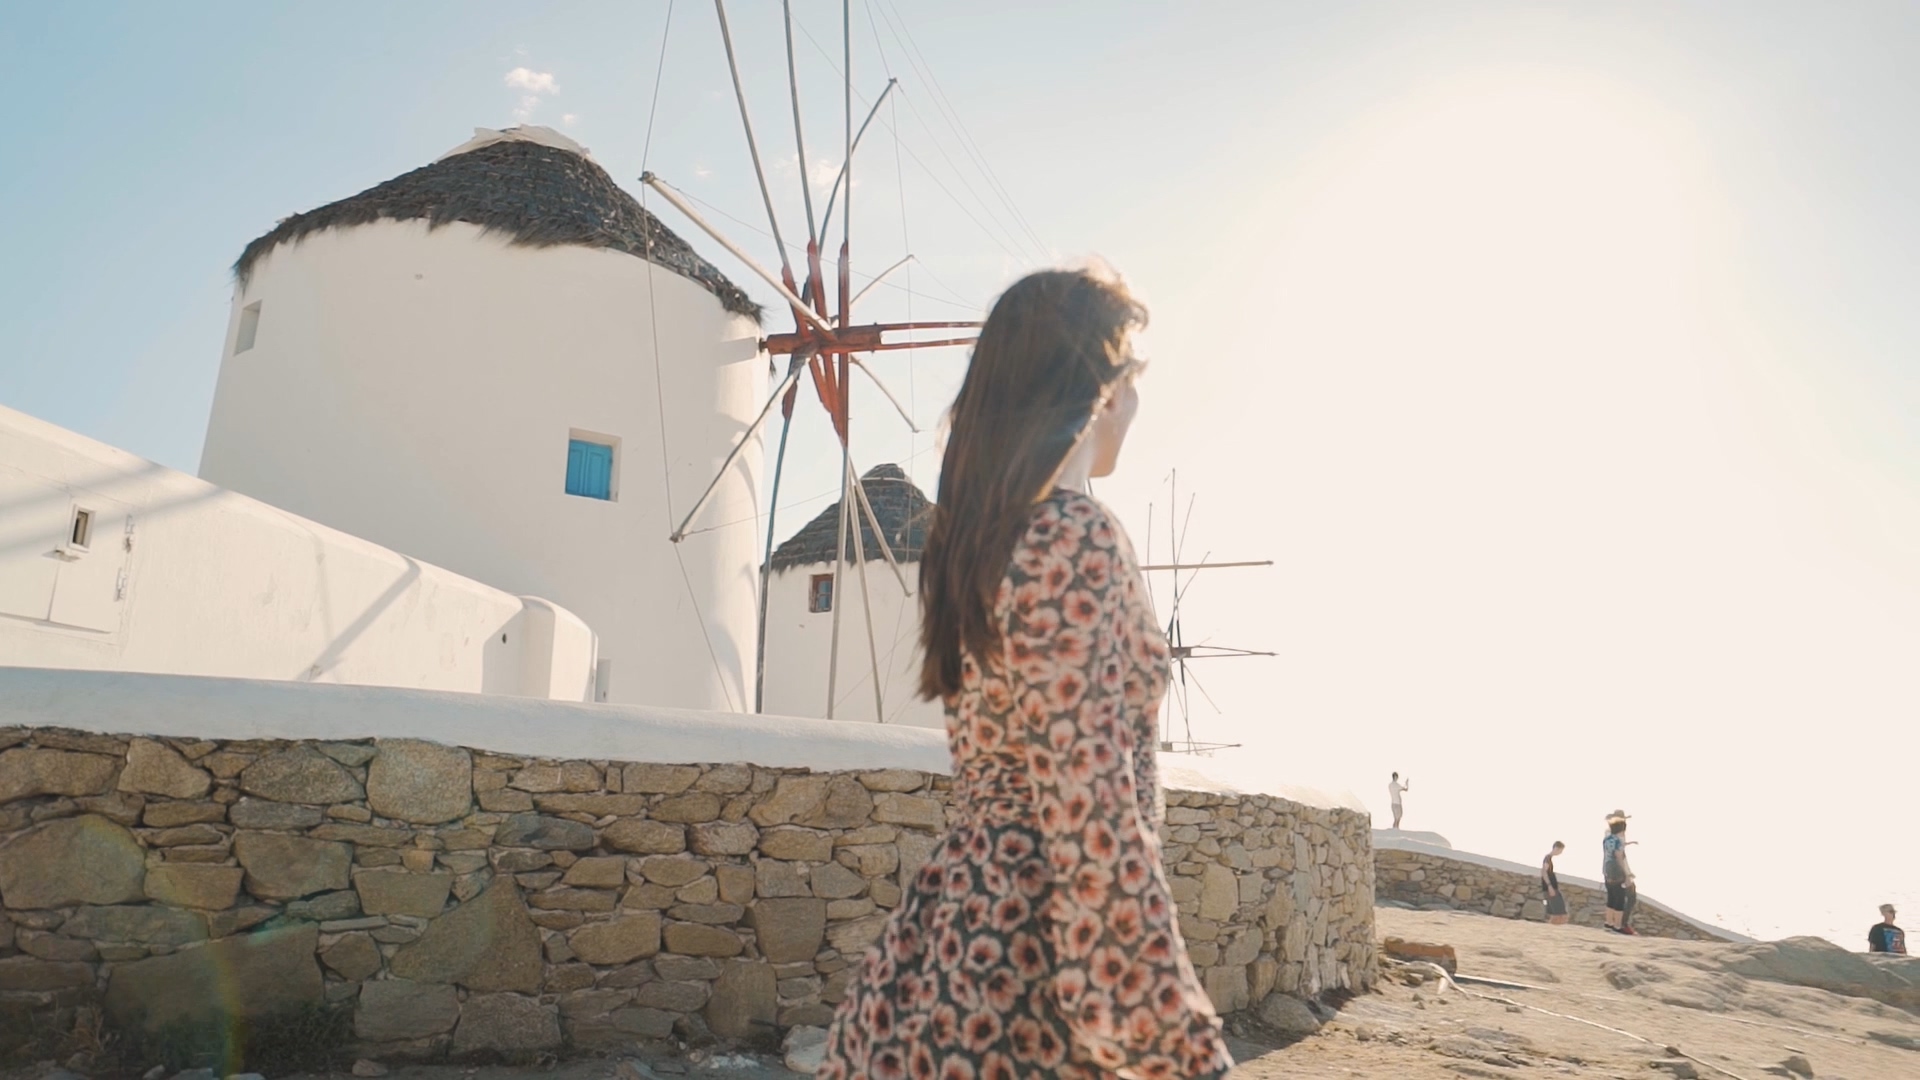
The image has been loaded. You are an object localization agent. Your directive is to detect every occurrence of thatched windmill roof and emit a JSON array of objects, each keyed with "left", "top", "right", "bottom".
[
  {"left": 234, "top": 127, "right": 761, "bottom": 321},
  {"left": 771, "top": 463, "right": 933, "bottom": 571}
]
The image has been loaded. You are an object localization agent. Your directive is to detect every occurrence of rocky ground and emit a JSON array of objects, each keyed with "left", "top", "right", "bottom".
[
  {"left": 1229, "top": 908, "right": 1920, "bottom": 1079},
  {"left": 16, "top": 907, "right": 1919, "bottom": 1080},
  {"left": 300, "top": 909, "right": 1918, "bottom": 1079}
]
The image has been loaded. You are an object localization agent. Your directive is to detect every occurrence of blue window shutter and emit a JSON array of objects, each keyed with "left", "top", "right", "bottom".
[
  {"left": 586, "top": 443, "right": 612, "bottom": 498},
  {"left": 566, "top": 439, "right": 614, "bottom": 500},
  {"left": 566, "top": 441, "right": 588, "bottom": 494}
]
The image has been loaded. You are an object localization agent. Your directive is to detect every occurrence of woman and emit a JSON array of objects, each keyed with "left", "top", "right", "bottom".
[
  {"left": 1540, "top": 841, "right": 1569, "bottom": 925},
  {"left": 817, "top": 268, "right": 1233, "bottom": 1080}
]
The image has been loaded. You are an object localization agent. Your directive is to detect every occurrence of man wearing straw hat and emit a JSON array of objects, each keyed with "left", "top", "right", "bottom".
[
  {"left": 1602, "top": 810, "right": 1637, "bottom": 934},
  {"left": 1868, "top": 904, "right": 1905, "bottom": 954}
]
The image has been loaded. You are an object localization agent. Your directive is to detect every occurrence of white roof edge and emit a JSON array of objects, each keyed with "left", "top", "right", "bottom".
[
  {"left": 438, "top": 125, "right": 591, "bottom": 163},
  {"left": 1374, "top": 833, "right": 1752, "bottom": 943},
  {"left": 1, "top": 402, "right": 169, "bottom": 475},
  {"left": 1373, "top": 828, "right": 1454, "bottom": 849},
  {"left": 0, "top": 668, "right": 947, "bottom": 774},
  {"left": 0, "top": 669, "right": 1349, "bottom": 808}
]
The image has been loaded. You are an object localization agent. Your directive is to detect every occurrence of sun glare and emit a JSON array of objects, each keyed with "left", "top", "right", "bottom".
[
  {"left": 1158, "top": 66, "right": 1920, "bottom": 947},
  {"left": 1280, "top": 69, "right": 1714, "bottom": 336}
]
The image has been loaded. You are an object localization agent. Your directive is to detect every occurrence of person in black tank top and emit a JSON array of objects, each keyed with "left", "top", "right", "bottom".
[{"left": 1541, "top": 841, "right": 1569, "bottom": 924}]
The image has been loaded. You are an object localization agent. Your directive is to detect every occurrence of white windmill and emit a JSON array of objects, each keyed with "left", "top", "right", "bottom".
[{"left": 197, "top": 124, "right": 770, "bottom": 711}]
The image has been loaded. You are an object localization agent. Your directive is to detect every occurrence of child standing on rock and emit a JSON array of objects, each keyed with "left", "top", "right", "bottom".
[{"left": 1541, "top": 841, "right": 1569, "bottom": 924}]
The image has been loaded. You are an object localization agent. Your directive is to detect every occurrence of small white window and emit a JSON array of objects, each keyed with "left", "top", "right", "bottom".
[
  {"left": 594, "top": 659, "right": 614, "bottom": 703},
  {"left": 235, "top": 301, "right": 262, "bottom": 354},
  {"left": 56, "top": 505, "right": 96, "bottom": 560}
]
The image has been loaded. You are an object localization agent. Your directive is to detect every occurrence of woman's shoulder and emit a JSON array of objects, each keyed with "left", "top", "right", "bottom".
[
  {"left": 1021, "top": 489, "right": 1127, "bottom": 553},
  {"left": 1039, "top": 486, "right": 1103, "bottom": 511},
  {"left": 1001, "top": 490, "right": 1135, "bottom": 596},
  {"left": 1037, "top": 487, "right": 1118, "bottom": 528}
]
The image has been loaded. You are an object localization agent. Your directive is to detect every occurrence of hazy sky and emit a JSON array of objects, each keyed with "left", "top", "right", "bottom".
[{"left": 2, "top": 2, "right": 1916, "bottom": 949}]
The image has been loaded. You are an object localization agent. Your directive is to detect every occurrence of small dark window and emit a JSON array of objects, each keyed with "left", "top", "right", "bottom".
[
  {"left": 808, "top": 573, "right": 834, "bottom": 613},
  {"left": 68, "top": 509, "right": 93, "bottom": 550}
]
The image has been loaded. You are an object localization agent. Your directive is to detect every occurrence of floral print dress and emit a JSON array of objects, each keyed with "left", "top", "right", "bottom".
[{"left": 817, "top": 491, "right": 1233, "bottom": 1080}]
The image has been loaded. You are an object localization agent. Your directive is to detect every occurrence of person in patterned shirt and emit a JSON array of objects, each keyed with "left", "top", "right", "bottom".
[
  {"left": 816, "top": 267, "right": 1233, "bottom": 1080},
  {"left": 1869, "top": 904, "right": 1906, "bottom": 954}
]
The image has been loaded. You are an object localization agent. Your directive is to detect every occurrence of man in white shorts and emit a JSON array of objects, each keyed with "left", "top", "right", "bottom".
[{"left": 1388, "top": 772, "right": 1410, "bottom": 828}]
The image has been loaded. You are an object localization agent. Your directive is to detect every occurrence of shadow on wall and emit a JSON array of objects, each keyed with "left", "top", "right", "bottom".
[
  {"left": 671, "top": 494, "right": 756, "bottom": 713},
  {"left": 0, "top": 461, "right": 219, "bottom": 565},
  {"left": 303, "top": 551, "right": 423, "bottom": 683},
  {"left": 825, "top": 589, "right": 924, "bottom": 726},
  {"left": 659, "top": 332, "right": 764, "bottom": 712},
  {"left": 298, "top": 547, "right": 575, "bottom": 700}
]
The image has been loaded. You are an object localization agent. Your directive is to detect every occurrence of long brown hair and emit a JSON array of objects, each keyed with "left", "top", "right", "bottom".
[{"left": 917, "top": 268, "right": 1147, "bottom": 699}]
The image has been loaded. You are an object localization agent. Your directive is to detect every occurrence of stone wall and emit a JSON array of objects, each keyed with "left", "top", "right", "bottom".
[
  {"left": 1374, "top": 848, "right": 1731, "bottom": 942},
  {"left": 0, "top": 727, "right": 1375, "bottom": 1062},
  {"left": 1163, "top": 793, "right": 1374, "bottom": 1010}
]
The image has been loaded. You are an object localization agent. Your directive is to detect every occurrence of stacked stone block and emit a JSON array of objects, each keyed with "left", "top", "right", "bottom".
[
  {"left": 1160, "top": 792, "right": 1375, "bottom": 1012},
  {"left": 0, "top": 727, "right": 1376, "bottom": 1061}
]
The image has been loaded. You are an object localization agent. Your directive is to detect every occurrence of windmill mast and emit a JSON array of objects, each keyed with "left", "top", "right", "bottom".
[{"left": 1143, "top": 470, "right": 1276, "bottom": 755}]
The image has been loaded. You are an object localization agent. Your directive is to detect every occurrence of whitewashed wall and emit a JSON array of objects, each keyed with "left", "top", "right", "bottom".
[
  {"left": 760, "top": 562, "right": 946, "bottom": 729},
  {"left": 0, "top": 406, "right": 594, "bottom": 697},
  {"left": 198, "top": 220, "right": 766, "bottom": 712},
  {"left": 0, "top": 668, "right": 1371, "bottom": 808}
]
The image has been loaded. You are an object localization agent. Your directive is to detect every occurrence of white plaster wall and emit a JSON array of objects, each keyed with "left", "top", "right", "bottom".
[
  {"left": 198, "top": 220, "right": 766, "bottom": 711},
  {"left": 0, "top": 406, "right": 594, "bottom": 697},
  {"left": 761, "top": 560, "right": 946, "bottom": 729},
  {"left": 517, "top": 597, "right": 598, "bottom": 701}
]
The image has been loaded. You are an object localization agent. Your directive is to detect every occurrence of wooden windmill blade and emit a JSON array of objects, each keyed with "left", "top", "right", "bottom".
[
  {"left": 642, "top": 0, "right": 991, "bottom": 720},
  {"left": 1175, "top": 661, "right": 1243, "bottom": 755},
  {"left": 1141, "top": 471, "right": 1271, "bottom": 755},
  {"left": 1173, "top": 644, "right": 1277, "bottom": 660}
]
